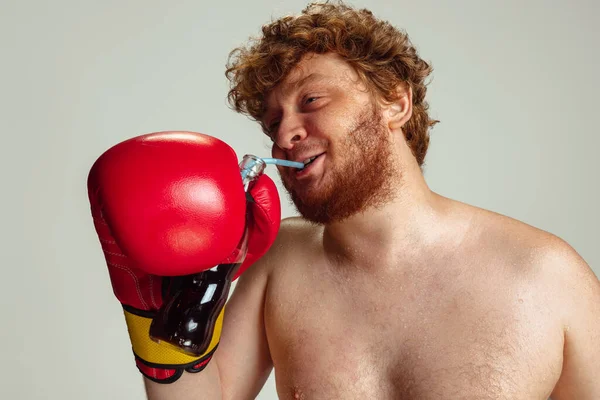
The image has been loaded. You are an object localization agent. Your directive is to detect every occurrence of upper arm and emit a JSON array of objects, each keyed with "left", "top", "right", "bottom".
[
  {"left": 215, "top": 250, "right": 274, "bottom": 400},
  {"left": 145, "top": 217, "right": 301, "bottom": 400},
  {"left": 215, "top": 217, "right": 306, "bottom": 399},
  {"left": 143, "top": 251, "right": 275, "bottom": 400},
  {"left": 550, "top": 240, "right": 600, "bottom": 399},
  {"left": 144, "top": 261, "right": 273, "bottom": 400}
]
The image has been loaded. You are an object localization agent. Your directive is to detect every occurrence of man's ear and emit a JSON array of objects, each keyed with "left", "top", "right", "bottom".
[{"left": 387, "top": 82, "right": 413, "bottom": 130}]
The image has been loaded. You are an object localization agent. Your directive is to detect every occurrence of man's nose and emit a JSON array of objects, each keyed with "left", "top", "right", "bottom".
[{"left": 274, "top": 113, "right": 307, "bottom": 151}]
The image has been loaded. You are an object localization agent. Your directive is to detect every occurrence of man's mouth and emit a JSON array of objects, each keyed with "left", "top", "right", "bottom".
[
  {"left": 296, "top": 153, "right": 325, "bottom": 177},
  {"left": 303, "top": 154, "right": 320, "bottom": 166}
]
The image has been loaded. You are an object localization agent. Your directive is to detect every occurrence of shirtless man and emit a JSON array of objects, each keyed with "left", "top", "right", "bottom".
[{"left": 97, "top": 2, "right": 599, "bottom": 399}]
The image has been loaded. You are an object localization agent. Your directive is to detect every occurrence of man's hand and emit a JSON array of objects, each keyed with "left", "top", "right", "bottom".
[{"left": 88, "top": 131, "right": 280, "bottom": 386}]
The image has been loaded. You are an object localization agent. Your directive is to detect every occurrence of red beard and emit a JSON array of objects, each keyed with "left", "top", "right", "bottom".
[{"left": 280, "top": 105, "right": 399, "bottom": 224}]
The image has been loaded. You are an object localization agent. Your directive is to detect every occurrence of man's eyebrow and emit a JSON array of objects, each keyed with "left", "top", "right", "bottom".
[
  {"left": 263, "top": 73, "right": 330, "bottom": 123},
  {"left": 281, "top": 73, "right": 330, "bottom": 96}
]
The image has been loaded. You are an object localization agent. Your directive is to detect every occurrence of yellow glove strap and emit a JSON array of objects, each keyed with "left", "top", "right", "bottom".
[{"left": 123, "top": 307, "right": 224, "bottom": 366}]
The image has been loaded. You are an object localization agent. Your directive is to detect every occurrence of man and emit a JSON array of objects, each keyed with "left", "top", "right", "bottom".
[{"left": 133, "top": 2, "right": 599, "bottom": 399}]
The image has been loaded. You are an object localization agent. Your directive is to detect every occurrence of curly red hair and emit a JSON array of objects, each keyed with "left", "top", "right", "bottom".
[{"left": 225, "top": 1, "right": 439, "bottom": 166}]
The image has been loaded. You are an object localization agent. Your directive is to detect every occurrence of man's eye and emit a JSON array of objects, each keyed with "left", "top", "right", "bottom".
[
  {"left": 305, "top": 97, "right": 319, "bottom": 104},
  {"left": 268, "top": 122, "right": 280, "bottom": 137}
]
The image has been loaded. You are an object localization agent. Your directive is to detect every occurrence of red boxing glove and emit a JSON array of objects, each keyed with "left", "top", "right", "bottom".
[{"left": 87, "top": 131, "right": 280, "bottom": 383}]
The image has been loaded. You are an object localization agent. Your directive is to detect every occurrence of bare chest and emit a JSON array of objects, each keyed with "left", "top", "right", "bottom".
[{"left": 264, "top": 266, "right": 564, "bottom": 400}]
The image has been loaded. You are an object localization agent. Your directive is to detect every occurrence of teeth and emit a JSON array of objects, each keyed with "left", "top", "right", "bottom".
[{"left": 303, "top": 155, "right": 318, "bottom": 165}]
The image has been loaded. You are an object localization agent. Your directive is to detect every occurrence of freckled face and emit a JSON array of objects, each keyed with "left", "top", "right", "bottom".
[{"left": 264, "top": 53, "right": 398, "bottom": 223}]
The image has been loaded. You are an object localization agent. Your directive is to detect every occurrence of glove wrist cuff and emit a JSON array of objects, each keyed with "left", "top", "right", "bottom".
[{"left": 122, "top": 307, "right": 221, "bottom": 383}]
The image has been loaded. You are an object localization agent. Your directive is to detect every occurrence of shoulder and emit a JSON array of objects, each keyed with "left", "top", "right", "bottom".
[
  {"left": 467, "top": 204, "right": 571, "bottom": 261},
  {"left": 468, "top": 205, "right": 598, "bottom": 314},
  {"left": 247, "top": 216, "right": 322, "bottom": 277},
  {"left": 280, "top": 215, "right": 320, "bottom": 233},
  {"left": 529, "top": 233, "right": 599, "bottom": 327},
  {"left": 272, "top": 216, "right": 322, "bottom": 248},
  {"left": 469, "top": 208, "right": 600, "bottom": 396}
]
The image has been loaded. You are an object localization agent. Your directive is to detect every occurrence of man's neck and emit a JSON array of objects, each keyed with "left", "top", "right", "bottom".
[{"left": 321, "top": 158, "right": 454, "bottom": 271}]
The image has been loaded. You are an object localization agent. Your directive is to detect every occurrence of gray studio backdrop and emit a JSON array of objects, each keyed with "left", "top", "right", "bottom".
[{"left": 1, "top": 0, "right": 598, "bottom": 399}]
